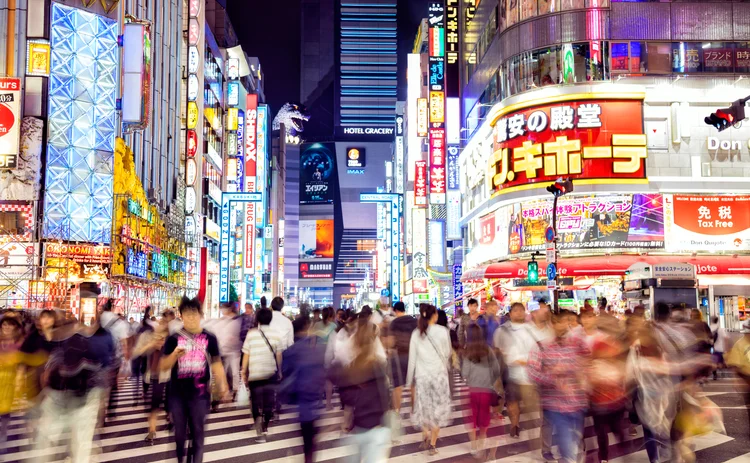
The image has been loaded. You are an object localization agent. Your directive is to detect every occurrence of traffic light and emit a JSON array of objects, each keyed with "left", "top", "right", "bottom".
[
  {"left": 705, "top": 99, "right": 746, "bottom": 132},
  {"left": 546, "top": 178, "right": 574, "bottom": 197},
  {"left": 528, "top": 260, "right": 539, "bottom": 283}
]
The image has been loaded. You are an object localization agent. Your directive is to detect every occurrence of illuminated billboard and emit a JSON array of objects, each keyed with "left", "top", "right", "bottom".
[
  {"left": 44, "top": 4, "right": 118, "bottom": 243},
  {"left": 299, "top": 220, "right": 335, "bottom": 259},
  {"left": 300, "top": 143, "right": 335, "bottom": 204}
]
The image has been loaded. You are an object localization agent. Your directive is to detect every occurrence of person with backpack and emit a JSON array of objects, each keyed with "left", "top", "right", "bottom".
[
  {"left": 160, "top": 297, "right": 227, "bottom": 463},
  {"left": 462, "top": 324, "right": 503, "bottom": 460},
  {"left": 240, "top": 307, "right": 283, "bottom": 442}
]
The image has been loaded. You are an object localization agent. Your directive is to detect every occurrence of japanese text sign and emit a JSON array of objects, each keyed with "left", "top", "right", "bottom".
[
  {"left": 417, "top": 98, "right": 429, "bottom": 137},
  {"left": 429, "top": 128, "right": 446, "bottom": 202},
  {"left": 665, "top": 194, "right": 750, "bottom": 252},
  {"left": 489, "top": 98, "right": 646, "bottom": 194},
  {"left": 415, "top": 160, "right": 428, "bottom": 206}
]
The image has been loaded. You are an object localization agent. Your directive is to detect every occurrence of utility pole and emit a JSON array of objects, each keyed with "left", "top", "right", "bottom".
[{"left": 545, "top": 178, "right": 573, "bottom": 313}]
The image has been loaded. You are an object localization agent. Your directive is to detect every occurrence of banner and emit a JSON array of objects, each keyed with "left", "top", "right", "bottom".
[
  {"left": 300, "top": 143, "right": 335, "bottom": 204},
  {"left": 299, "top": 261, "right": 333, "bottom": 279},
  {"left": 508, "top": 194, "right": 665, "bottom": 254},
  {"left": 490, "top": 98, "right": 646, "bottom": 194},
  {"left": 299, "top": 220, "right": 335, "bottom": 259},
  {"left": 665, "top": 194, "right": 750, "bottom": 251}
]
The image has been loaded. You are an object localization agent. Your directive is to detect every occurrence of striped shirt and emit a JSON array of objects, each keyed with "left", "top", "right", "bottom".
[
  {"left": 242, "top": 326, "right": 281, "bottom": 381},
  {"left": 527, "top": 334, "right": 590, "bottom": 413}
]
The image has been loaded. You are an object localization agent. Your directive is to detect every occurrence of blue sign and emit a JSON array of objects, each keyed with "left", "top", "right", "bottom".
[
  {"left": 381, "top": 288, "right": 390, "bottom": 297},
  {"left": 359, "top": 192, "right": 401, "bottom": 303},
  {"left": 453, "top": 265, "right": 463, "bottom": 308},
  {"left": 545, "top": 226, "right": 556, "bottom": 243},
  {"left": 219, "top": 192, "right": 263, "bottom": 302},
  {"left": 546, "top": 263, "right": 557, "bottom": 281}
]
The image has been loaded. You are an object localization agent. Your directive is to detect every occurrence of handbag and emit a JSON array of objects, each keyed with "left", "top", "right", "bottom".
[{"left": 236, "top": 383, "right": 250, "bottom": 406}]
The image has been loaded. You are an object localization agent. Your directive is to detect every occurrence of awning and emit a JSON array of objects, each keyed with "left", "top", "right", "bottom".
[{"left": 461, "top": 255, "right": 750, "bottom": 282}]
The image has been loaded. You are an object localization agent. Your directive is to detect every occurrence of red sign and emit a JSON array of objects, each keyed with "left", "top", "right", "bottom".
[
  {"left": 245, "top": 94, "right": 258, "bottom": 180},
  {"left": 413, "top": 278, "right": 428, "bottom": 293},
  {"left": 429, "top": 128, "right": 446, "bottom": 199},
  {"left": 415, "top": 160, "right": 428, "bottom": 207},
  {"left": 187, "top": 130, "right": 197, "bottom": 158},
  {"left": 45, "top": 243, "right": 112, "bottom": 264},
  {"left": 672, "top": 195, "right": 750, "bottom": 236},
  {"left": 490, "top": 98, "right": 646, "bottom": 194},
  {"left": 479, "top": 212, "right": 495, "bottom": 246}
]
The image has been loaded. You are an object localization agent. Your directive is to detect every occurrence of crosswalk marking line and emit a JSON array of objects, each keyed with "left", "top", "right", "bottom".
[
  {"left": 609, "top": 432, "right": 734, "bottom": 463},
  {"left": 721, "top": 451, "right": 750, "bottom": 463}
]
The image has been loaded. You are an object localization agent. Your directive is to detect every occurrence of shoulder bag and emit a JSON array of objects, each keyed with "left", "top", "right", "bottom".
[{"left": 258, "top": 328, "right": 281, "bottom": 382}]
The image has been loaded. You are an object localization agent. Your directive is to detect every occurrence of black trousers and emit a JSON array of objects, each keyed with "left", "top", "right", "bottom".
[
  {"left": 249, "top": 379, "right": 276, "bottom": 432},
  {"left": 300, "top": 420, "right": 317, "bottom": 463},
  {"left": 592, "top": 409, "right": 627, "bottom": 462},
  {"left": 169, "top": 394, "right": 210, "bottom": 463}
]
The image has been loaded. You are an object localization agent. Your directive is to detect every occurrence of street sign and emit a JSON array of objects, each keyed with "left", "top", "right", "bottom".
[
  {"left": 546, "top": 246, "right": 556, "bottom": 264},
  {"left": 546, "top": 263, "right": 557, "bottom": 281},
  {"left": 381, "top": 288, "right": 390, "bottom": 297},
  {"left": 545, "top": 226, "right": 555, "bottom": 243},
  {"left": 547, "top": 278, "right": 557, "bottom": 290}
]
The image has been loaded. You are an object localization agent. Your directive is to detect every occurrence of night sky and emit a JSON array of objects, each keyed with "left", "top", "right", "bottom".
[{"left": 227, "top": 0, "right": 429, "bottom": 117}]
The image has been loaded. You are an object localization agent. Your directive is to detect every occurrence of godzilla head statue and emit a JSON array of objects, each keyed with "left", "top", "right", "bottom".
[{"left": 272, "top": 103, "right": 310, "bottom": 137}]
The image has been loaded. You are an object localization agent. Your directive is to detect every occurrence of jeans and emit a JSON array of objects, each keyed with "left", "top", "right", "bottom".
[
  {"left": 592, "top": 410, "right": 626, "bottom": 462},
  {"left": 543, "top": 410, "right": 584, "bottom": 463},
  {"left": 300, "top": 420, "right": 317, "bottom": 463},
  {"left": 222, "top": 352, "right": 241, "bottom": 393},
  {"left": 169, "top": 393, "right": 210, "bottom": 463},
  {"left": 346, "top": 426, "right": 391, "bottom": 463},
  {"left": 643, "top": 425, "right": 660, "bottom": 463},
  {"left": 31, "top": 388, "right": 104, "bottom": 463},
  {"left": 249, "top": 379, "right": 276, "bottom": 432}
]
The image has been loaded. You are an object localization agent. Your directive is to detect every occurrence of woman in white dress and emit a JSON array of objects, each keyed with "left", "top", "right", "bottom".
[{"left": 405, "top": 304, "right": 452, "bottom": 455}]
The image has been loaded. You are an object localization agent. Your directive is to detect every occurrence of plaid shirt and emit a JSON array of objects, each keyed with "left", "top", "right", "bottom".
[{"left": 528, "top": 334, "right": 590, "bottom": 413}]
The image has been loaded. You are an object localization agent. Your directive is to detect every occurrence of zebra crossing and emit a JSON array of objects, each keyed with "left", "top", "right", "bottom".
[{"left": 0, "top": 377, "right": 742, "bottom": 463}]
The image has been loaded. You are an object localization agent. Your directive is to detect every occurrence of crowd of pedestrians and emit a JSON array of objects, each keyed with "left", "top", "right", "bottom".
[{"left": 1, "top": 295, "right": 749, "bottom": 463}]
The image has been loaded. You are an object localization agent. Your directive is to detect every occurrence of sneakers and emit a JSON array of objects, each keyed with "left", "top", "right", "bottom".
[
  {"left": 256, "top": 432, "right": 267, "bottom": 443},
  {"left": 541, "top": 451, "right": 555, "bottom": 462}
]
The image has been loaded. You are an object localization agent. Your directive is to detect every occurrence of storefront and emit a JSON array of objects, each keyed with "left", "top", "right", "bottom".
[{"left": 459, "top": 86, "right": 750, "bottom": 329}]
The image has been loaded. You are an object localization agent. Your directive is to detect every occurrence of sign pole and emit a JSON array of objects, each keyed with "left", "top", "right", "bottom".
[{"left": 552, "top": 195, "right": 560, "bottom": 313}]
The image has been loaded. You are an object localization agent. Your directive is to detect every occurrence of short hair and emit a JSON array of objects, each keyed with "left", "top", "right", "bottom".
[
  {"left": 293, "top": 316, "right": 310, "bottom": 334},
  {"left": 271, "top": 297, "right": 284, "bottom": 312},
  {"left": 220, "top": 301, "right": 237, "bottom": 313},
  {"left": 393, "top": 301, "right": 406, "bottom": 313},
  {"left": 510, "top": 302, "right": 525, "bottom": 313},
  {"left": 654, "top": 302, "right": 671, "bottom": 322},
  {"left": 537, "top": 298, "right": 549, "bottom": 305},
  {"left": 467, "top": 298, "right": 478, "bottom": 306},
  {"left": 260, "top": 296, "right": 268, "bottom": 310},
  {"left": 256, "top": 307, "right": 273, "bottom": 325},
  {"left": 40, "top": 309, "right": 55, "bottom": 319},
  {"left": 711, "top": 316, "right": 719, "bottom": 324},
  {"left": 103, "top": 298, "right": 115, "bottom": 312},
  {"left": 178, "top": 296, "right": 202, "bottom": 316}
]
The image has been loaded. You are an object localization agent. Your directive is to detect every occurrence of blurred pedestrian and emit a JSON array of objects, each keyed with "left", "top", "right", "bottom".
[
  {"left": 160, "top": 297, "right": 227, "bottom": 463},
  {"left": 709, "top": 316, "right": 728, "bottom": 380},
  {"left": 388, "top": 301, "right": 416, "bottom": 413},
  {"left": 133, "top": 316, "right": 170, "bottom": 443},
  {"left": 726, "top": 319, "right": 750, "bottom": 439},
  {"left": 528, "top": 311, "right": 590, "bottom": 463},
  {"left": 313, "top": 306, "right": 337, "bottom": 410},
  {"left": 462, "top": 324, "right": 503, "bottom": 459},
  {"left": 406, "top": 304, "right": 452, "bottom": 455},
  {"left": 206, "top": 301, "right": 242, "bottom": 404},
  {"left": 282, "top": 316, "right": 326, "bottom": 463},
  {"left": 241, "top": 307, "right": 282, "bottom": 442},
  {"left": 458, "top": 298, "right": 483, "bottom": 349},
  {"left": 0, "top": 316, "right": 24, "bottom": 446}
]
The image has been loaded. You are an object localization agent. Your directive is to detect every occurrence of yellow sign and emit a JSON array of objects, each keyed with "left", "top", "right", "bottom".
[
  {"left": 429, "top": 91, "right": 445, "bottom": 124},
  {"left": 417, "top": 98, "right": 428, "bottom": 137},
  {"left": 26, "top": 41, "right": 50, "bottom": 76},
  {"left": 187, "top": 102, "right": 198, "bottom": 129},
  {"left": 227, "top": 108, "right": 239, "bottom": 131}
]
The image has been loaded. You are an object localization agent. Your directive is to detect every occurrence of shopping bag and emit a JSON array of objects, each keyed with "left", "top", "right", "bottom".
[
  {"left": 384, "top": 409, "right": 403, "bottom": 441},
  {"left": 236, "top": 383, "right": 250, "bottom": 406}
]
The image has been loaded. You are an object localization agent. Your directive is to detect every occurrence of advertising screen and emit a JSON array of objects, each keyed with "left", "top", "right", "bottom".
[
  {"left": 507, "top": 194, "right": 665, "bottom": 254},
  {"left": 489, "top": 98, "right": 646, "bottom": 194},
  {"left": 299, "top": 261, "right": 333, "bottom": 279},
  {"left": 300, "top": 143, "right": 335, "bottom": 204},
  {"left": 665, "top": 194, "right": 750, "bottom": 252},
  {"left": 299, "top": 220, "right": 335, "bottom": 259}
]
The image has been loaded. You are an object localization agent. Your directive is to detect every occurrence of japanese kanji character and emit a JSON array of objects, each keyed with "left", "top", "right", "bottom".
[
  {"left": 494, "top": 119, "right": 508, "bottom": 143},
  {"left": 543, "top": 136, "right": 582, "bottom": 176},
  {"left": 513, "top": 141, "right": 543, "bottom": 178},
  {"left": 527, "top": 110, "right": 548, "bottom": 133},
  {"left": 612, "top": 134, "right": 647, "bottom": 173},
  {"left": 508, "top": 114, "right": 526, "bottom": 139},
  {"left": 550, "top": 106, "right": 575, "bottom": 131},
  {"left": 577, "top": 104, "right": 602, "bottom": 128},
  {"left": 719, "top": 206, "right": 732, "bottom": 220},
  {"left": 698, "top": 206, "right": 711, "bottom": 220}
]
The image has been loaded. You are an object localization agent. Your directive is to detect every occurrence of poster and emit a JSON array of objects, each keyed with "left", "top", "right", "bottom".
[
  {"left": 300, "top": 143, "right": 335, "bottom": 204},
  {"left": 508, "top": 194, "right": 665, "bottom": 254},
  {"left": 664, "top": 194, "right": 750, "bottom": 252},
  {"left": 507, "top": 0, "right": 519, "bottom": 27},
  {"left": 0, "top": 78, "right": 21, "bottom": 157},
  {"left": 465, "top": 205, "right": 511, "bottom": 269},
  {"left": 299, "top": 220, "right": 335, "bottom": 259}
]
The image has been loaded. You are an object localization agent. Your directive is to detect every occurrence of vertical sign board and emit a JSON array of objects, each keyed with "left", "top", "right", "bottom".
[
  {"left": 446, "top": 144, "right": 461, "bottom": 238},
  {"left": 412, "top": 208, "right": 428, "bottom": 292},
  {"left": 415, "top": 160, "right": 428, "bottom": 206},
  {"left": 428, "top": 220, "right": 446, "bottom": 269},
  {"left": 244, "top": 94, "right": 258, "bottom": 275},
  {"left": 428, "top": 1, "right": 446, "bottom": 206},
  {"left": 407, "top": 53, "right": 422, "bottom": 182},
  {"left": 256, "top": 104, "right": 268, "bottom": 228},
  {"left": 452, "top": 264, "right": 463, "bottom": 310},
  {"left": 391, "top": 198, "right": 401, "bottom": 302},
  {"left": 445, "top": 0, "right": 460, "bottom": 98},
  {"left": 236, "top": 110, "right": 244, "bottom": 191},
  {"left": 185, "top": 0, "right": 201, "bottom": 291},
  {"left": 395, "top": 115, "right": 405, "bottom": 194},
  {"left": 0, "top": 78, "right": 21, "bottom": 158}
]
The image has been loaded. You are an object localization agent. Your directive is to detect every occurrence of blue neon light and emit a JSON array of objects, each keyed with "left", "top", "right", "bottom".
[{"left": 45, "top": 3, "right": 118, "bottom": 243}]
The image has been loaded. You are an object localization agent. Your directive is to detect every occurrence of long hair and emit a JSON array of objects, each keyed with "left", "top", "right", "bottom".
[
  {"left": 465, "top": 324, "right": 489, "bottom": 363},
  {"left": 352, "top": 311, "right": 378, "bottom": 366},
  {"left": 418, "top": 303, "right": 436, "bottom": 337},
  {"left": 321, "top": 306, "right": 334, "bottom": 324}
]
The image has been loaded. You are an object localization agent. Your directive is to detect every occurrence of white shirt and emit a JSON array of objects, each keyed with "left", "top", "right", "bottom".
[
  {"left": 242, "top": 325, "right": 282, "bottom": 381},
  {"left": 100, "top": 312, "right": 131, "bottom": 342},
  {"left": 270, "top": 310, "right": 294, "bottom": 351},
  {"left": 710, "top": 323, "right": 728, "bottom": 353},
  {"left": 494, "top": 322, "right": 538, "bottom": 385},
  {"left": 405, "top": 324, "right": 452, "bottom": 387},
  {"left": 327, "top": 325, "right": 387, "bottom": 368},
  {"left": 204, "top": 315, "right": 242, "bottom": 355}
]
